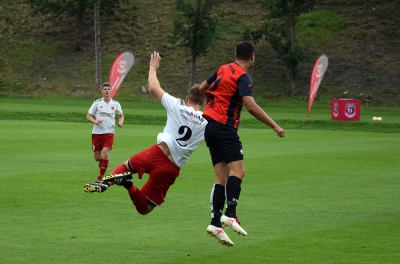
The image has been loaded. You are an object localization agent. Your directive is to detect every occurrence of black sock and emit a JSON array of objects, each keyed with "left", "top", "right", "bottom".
[
  {"left": 225, "top": 176, "right": 242, "bottom": 218},
  {"left": 210, "top": 184, "right": 225, "bottom": 227},
  {"left": 101, "top": 181, "right": 110, "bottom": 186},
  {"left": 122, "top": 180, "right": 133, "bottom": 190}
]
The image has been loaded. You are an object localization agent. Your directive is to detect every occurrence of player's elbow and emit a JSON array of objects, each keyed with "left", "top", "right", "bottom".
[
  {"left": 199, "top": 81, "right": 209, "bottom": 95},
  {"left": 148, "top": 81, "right": 160, "bottom": 93},
  {"left": 149, "top": 85, "right": 157, "bottom": 93}
]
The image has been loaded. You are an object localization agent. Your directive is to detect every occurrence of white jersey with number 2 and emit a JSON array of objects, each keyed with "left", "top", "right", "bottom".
[
  {"left": 157, "top": 92, "right": 207, "bottom": 168},
  {"left": 88, "top": 98, "right": 123, "bottom": 134}
]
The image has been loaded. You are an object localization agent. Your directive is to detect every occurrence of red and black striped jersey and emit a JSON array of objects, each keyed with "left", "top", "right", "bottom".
[{"left": 202, "top": 63, "right": 253, "bottom": 129}]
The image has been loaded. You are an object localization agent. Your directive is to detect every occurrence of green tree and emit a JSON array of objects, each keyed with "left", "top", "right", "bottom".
[
  {"left": 94, "top": 0, "right": 102, "bottom": 91},
  {"left": 26, "top": 0, "right": 122, "bottom": 51},
  {"left": 26, "top": 0, "right": 123, "bottom": 90},
  {"left": 245, "top": 0, "right": 315, "bottom": 95},
  {"left": 174, "top": 0, "right": 219, "bottom": 89}
]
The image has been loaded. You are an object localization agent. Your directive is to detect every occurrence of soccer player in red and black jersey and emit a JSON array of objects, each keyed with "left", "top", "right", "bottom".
[{"left": 200, "top": 41, "right": 285, "bottom": 246}]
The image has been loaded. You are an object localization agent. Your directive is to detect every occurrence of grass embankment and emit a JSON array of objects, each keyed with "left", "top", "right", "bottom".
[{"left": 1, "top": 0, "right": 399, "bottom": 105}]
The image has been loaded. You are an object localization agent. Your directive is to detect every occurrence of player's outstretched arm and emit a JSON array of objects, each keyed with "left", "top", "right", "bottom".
[
  {"left": 199, "top": 80, "right": 210, "bottom": 96},
  {"left": 243, "top": 96, "right": 285, "bottom": 137},
  {"left": 148, "top": 51, "right": 165, "bottom": 101}
]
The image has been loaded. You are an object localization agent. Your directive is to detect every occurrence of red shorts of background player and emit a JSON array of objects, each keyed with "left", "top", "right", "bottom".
[
  {"left": 92, "top": 133, "right": 114, "bottom": 152},
  {"left": 127, "top": 144, "right": 180, "bottom": 206}
]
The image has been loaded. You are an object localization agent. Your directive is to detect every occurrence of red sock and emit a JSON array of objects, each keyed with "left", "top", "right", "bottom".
[
  {"left": 106, "top": 164, "right": 129, "bottom": 186},
  {"left": 110, "top": 164, "right": 128, "bottom": 174},
  {"left": 128, "top": 186, "right": 148, "bottom": 215},
  {"left": 99, "top": 159, "right": 109, "bottom": 177}
]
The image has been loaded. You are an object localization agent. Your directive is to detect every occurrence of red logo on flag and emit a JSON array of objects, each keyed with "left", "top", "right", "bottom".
[
  {"left": 117, "top": 60, "right": 127, "bottom": 74},
  {"left": 109, "top": 51, "right": 135, "bottom": 98}
]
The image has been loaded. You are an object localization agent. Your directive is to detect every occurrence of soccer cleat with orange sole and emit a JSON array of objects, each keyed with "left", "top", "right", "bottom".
[
  {"left": 206, "top": 225, "right": 234, "bottom": 247},
  {"left": 221, "top": 215, "right": 247, "bottom": 236}
]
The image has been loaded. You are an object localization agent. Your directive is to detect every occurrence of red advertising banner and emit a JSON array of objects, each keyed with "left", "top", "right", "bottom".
[
  {"left": 331, "top": 99, "right": 360, "bottom": 121},
  {"left": 109, "top": 51, "right": 135, "bottom": 98},
  {"left": 308, "top": 54, "right": 329, "bottom": 119}
]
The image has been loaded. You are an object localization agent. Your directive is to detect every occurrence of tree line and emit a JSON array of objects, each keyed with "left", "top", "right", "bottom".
[{"left": 26, "top": 0, "right": 316, "bottom": 94}]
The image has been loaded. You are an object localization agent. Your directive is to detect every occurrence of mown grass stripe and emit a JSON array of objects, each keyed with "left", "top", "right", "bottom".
[{"left": 1, "top": 110, "right": 399, "bottom": 133}]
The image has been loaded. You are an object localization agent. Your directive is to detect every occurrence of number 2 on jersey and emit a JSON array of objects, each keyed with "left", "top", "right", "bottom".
[{"left": 176, "top": 126, "right": 192, "bottom": 147}]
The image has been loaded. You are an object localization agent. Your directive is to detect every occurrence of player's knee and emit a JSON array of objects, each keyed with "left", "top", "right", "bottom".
[
  {"left": 231, "top": 168, "right": 245, "bottom": 178},
  {"left": 140, "top": 206, "right": 155, "bottom": 215},
  {"left": 94, "top": 152, "right": 101, "bottom": 162},
  {"left": 241, "top": 168, "right": 245, "bottom": 178},
  {"left": 233, "top": 170, "right": 245, "bottom": 180}
]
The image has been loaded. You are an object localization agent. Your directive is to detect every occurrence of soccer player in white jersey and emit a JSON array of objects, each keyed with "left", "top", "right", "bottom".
[
  {"left": 86, "top": 82, "right": 124, "bottom": 183},
  {"left": 84, "top": 51, "right": 208, "bottom": 217}
]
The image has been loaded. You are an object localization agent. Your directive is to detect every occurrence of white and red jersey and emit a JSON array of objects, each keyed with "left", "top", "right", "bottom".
[
  {"left": 88, "top": 98, "right": 123, "bottom": 134},
  {"left": 157, "top": 92, "right": 207, "bottom": 168}
]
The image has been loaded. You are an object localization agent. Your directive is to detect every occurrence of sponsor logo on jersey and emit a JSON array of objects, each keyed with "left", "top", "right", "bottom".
[
  {"left": 100, "top": 112, "right": 113, "bottom": 118},
  {"left": 180, "top": 109, "right": 205, "bottom": 123}
]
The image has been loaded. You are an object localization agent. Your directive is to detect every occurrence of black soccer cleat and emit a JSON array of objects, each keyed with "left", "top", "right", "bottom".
[
  {"left": 102, "top": 172, "right": 133, "bottom": 189},
  {"left": 83, "top": 182, "right": 109, "bottom": 193}
]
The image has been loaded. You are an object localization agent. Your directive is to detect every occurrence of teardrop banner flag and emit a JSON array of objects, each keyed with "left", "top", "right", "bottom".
[
  {"left": 109, "top": 51, "right": 135, "bottom": 98},
  {"left": 308, "top": 54, "right": 329, "bottom": 119}
]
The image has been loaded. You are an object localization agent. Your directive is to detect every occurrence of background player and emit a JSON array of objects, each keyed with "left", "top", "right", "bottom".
[{"left": 86, "top": 82, "right": 124, "bottom": 182}]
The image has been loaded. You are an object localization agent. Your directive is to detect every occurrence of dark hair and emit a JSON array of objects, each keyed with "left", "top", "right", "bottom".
[
  {"left": 102, "top": 82, "right": 112, "bottom": 89},
  {"left": 236, "top": 41, "right": 255, "bottom": 61},
  {"left": 187, "top": 84, "right": 206, "bottom": 105}
]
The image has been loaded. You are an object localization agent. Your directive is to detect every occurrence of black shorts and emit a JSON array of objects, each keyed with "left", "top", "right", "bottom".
[{"left": 204, "top": 119, "right": 243, "bottom": 166}]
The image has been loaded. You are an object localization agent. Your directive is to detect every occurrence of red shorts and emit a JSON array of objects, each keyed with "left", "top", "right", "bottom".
[
  {"left": 92, "top": 134, "right": 114, "bottom": 152},
  {"left": 128, "top": 144, "right": 180, "bottom": 206}
]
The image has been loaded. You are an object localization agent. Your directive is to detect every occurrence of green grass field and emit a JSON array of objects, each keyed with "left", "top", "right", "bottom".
[{"left": 1, "top": 98, "right": 399, "bottom": 263}]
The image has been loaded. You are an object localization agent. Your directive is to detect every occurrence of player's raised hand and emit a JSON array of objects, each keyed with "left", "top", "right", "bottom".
[{"left": 150, "top": 51, "right": 161, "bottom": 70}]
